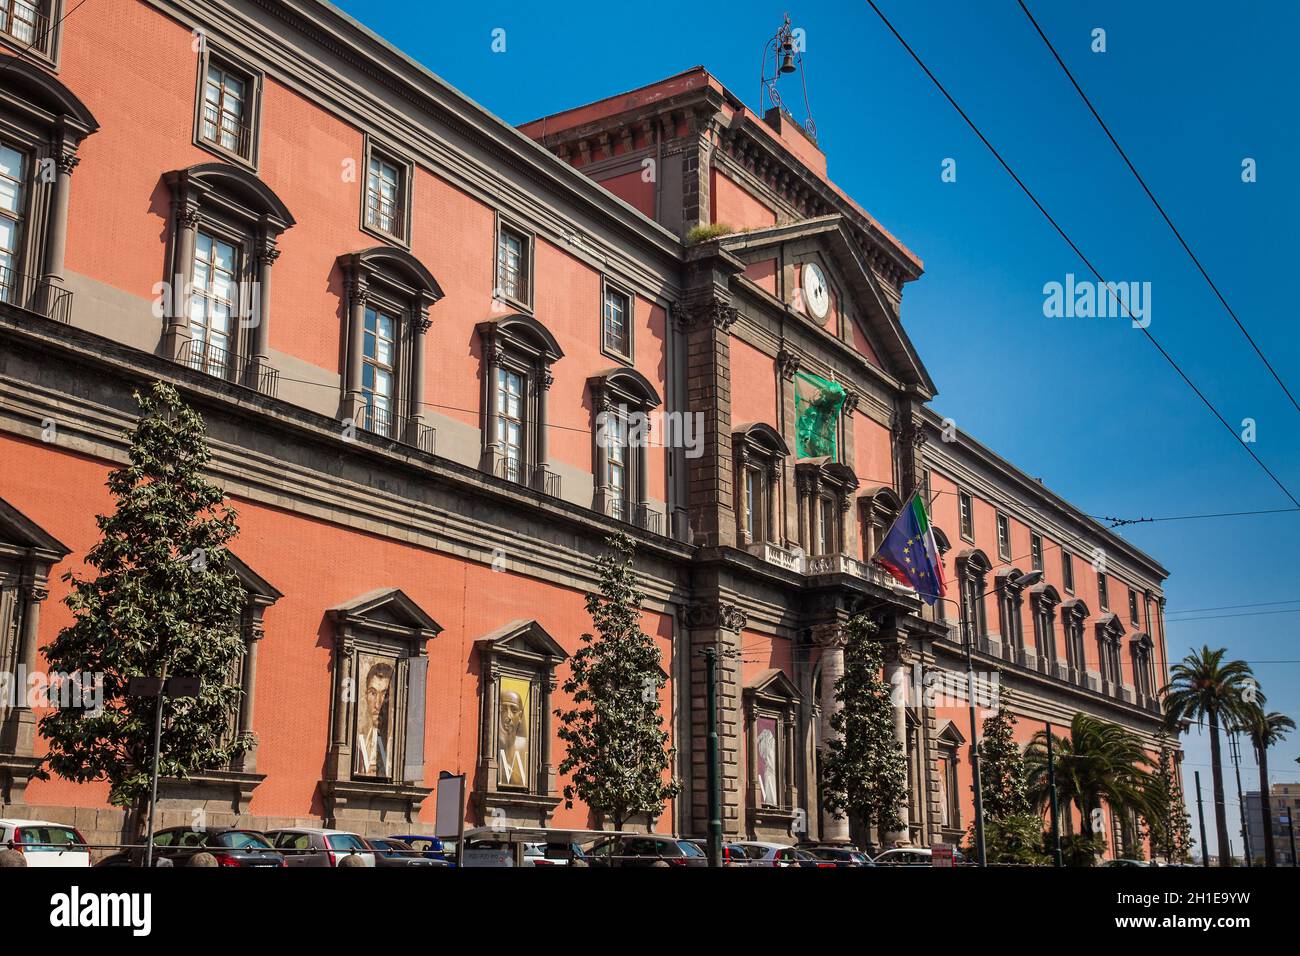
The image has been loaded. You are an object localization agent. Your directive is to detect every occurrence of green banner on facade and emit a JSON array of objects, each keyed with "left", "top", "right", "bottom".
[{"left": 793, "top": 370, "right": 845, "bottom": 459}]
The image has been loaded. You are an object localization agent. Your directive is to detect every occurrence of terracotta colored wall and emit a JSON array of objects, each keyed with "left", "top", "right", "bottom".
[
  {"left": 729, "top": 337, "right": 778, "bottom": 430},
  {"left": 853, "top": 413, "right": 894, "bottom": 494},
  {"left": 595, "top": 169, "right": 655, "bottom": 219},
  {"left": 744, "top": 257, "right": 778, "bottom": 296},
  {"left": 710, "top": 168, "right": 777, "bottom": 231},
  {"left": 0, "top": 431, "right": 675, "bottom": 826}
]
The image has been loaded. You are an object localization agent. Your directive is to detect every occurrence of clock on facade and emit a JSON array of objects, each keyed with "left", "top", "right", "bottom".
[{"left": 801, "top": 262, "right": 830, "bottom": 320}]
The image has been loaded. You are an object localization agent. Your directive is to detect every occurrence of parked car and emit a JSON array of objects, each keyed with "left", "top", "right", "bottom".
[
  {"left": 585, "top": 835, "right": 708, "bottom": 867},
  {"left": 798, "top": 844, "right": 873, "bottom": 867},
  {"left": 521, "top": 840, "right": 589, "bottom": 867},
  {"left": 266, "top": 827, "right": 375, "bottom": 867},
  {"left": 1103, "top": 858, "right": 1150, "bottom": 867},
  {"left": 0, "top": 819, "right": 90, "bottom": 867},
  {"left": 683, "top": 839, "right": 761, "bottom": 866},
  {"left": 388, "top": 833, "right": 449, "bottom": 862},
  {"left": 364, "top": 837, "right": 448, "bottom": 868},
  {"left": 732, "top": 841, "right": 819, "bottom": 868},
  {"left": 95, "top": 826, "right": 284, "bottom": 868},
  {"left": 871, "top": 847, "right": 964, "bottom": 866}
]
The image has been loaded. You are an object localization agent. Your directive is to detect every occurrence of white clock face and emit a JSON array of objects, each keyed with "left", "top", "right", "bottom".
[{"left": 802, "top": 262, "right": 830, "bottom": 320}]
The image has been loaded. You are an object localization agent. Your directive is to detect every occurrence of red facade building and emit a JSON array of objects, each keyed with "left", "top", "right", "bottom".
[{"left": 0, "top": 0, "right": 1174, "bottom": 856}]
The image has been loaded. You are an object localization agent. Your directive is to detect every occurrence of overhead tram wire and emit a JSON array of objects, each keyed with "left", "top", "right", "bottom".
[
  {"left": 862, "top": 0, "right": 1300, "bottom": 510},
  {"left": 1015, "top": 0, "right": 1300, "bottom": 416}
]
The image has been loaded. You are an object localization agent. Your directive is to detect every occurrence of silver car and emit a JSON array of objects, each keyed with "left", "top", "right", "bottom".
[{"left": 266, "top": 827, "right": 375, "bottom": 867}]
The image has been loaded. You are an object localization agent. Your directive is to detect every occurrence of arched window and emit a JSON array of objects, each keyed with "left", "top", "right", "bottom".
[
  {"left": 1060, "top": 599, "right": 1090, "bottom": 683},
  {"left": 954, "top": 549, "right": 992, "bottom": 648},
  {"left": 733, "top": 422, "right": 789, "bottom": 547},
  {"left": 1028, "top": 583, "right": 1061, "bottom": 672},
  {"left": 858, "top": 485, "right": 902, "bottom": 559},
  {"left": 1094, "top": 613, "right": 1125, "bottom": 696},
  {"left": 1130, "top": 633, "right": 1155, "bottom": 702},
  {"left": 591, "top": 366, "right": 662, "bottom": 527},
  {"left": 476, "top": 314, "right": 564, "bottom": 490},
  {"left": 0, "top": 58, "right": 97, "bottom": 323},
  {"left": 994, "top": 568, "right": 1027, "bottom": 660},
  {"left": 339, "top": 246, "right": 443, "bottom": 449},
  {"left": 162, "top": 163, "right": 294, "bottom": 393}
]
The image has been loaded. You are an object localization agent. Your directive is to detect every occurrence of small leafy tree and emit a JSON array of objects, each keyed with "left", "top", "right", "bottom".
[
  {"left": 1149, "top": 729, "right": 1193, "bottom": 863},
  {"left": 38, "top": 383, "right": 250, "bottom": 833},
  {"left": 820, "top": 615, "right": 908, "bottom": 844},
  {"left": 978, "top": 704, "right": 1029, "bottom": 821},
  {"left": 974, "top": 704, "right": 1046, "bottom": 864},
  {"left": 555, "top": 533, "right": 678, "bottom": 833}
]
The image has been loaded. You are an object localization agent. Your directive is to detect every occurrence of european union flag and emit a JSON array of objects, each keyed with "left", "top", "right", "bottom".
[{"left": 873, "top": 494, "right": 947, "bottom": 606}]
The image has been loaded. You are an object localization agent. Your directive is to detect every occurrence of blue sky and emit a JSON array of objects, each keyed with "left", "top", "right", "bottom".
[{"left": 335, "top": 0, "right": 1300, "bottom": 859}]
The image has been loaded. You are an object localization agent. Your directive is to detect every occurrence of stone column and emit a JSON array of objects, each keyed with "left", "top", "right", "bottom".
[
  {"left": 812, "top": 622, "right": 850, "bottom": 843},
  {"left": 343, "top": 275, "right": 368, "bottom": 423},
  {"left": 163, "top": 204, "right": 200, "bottom": 362},
  {"left": 327, "top": 638, "right": 354, "bottom": 780},
  {"left": 777, "top": 349, "right": 801, "bottom": 548},
  {"left": 408, "top": 303, "right": 431, "bottom": 441},
  {"left": 41, "top": 143, "right": 79, "bottom": 289},
  {"left": 232, "top": 619, "right": 263, "bottom": 773},
  {"left": 6, "top": 583, "right": 47, "bottom": 755},
  {"left": 533, "top": 368, "right": 552, "bottom": 489},
  {"left": 686, "top": 600, "right": 746, "bottom": 838},
  {"left": 248, "top": 234, "right": 278, "bottom": 392}
]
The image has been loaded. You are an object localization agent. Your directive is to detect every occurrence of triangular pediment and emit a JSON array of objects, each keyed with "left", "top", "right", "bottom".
[
  {"left": 328, "top": 588, "right": 442, "bottom": 636},
  {"left": 721, "top": 215, "right": 935, "bottom": 394},
  {"left": 745, "top": 668, "right": 800, "bottom": 703},
  {"left": 0, "top": 494, "right": 70, "bottom": 563},
  {"left": 475, "top": 619, "right": 568, "bottom": 663}
]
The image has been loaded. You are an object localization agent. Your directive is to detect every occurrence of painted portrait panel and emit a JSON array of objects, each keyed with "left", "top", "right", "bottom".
[
  {"left": 354, "top": 652, "right": 396, "bottom": 779},
  {"left": 756, "top": 716, "right": 779, "bottom": 807},
  {"left": 496, "top": 675, "right": 532, "bottom": 791}
]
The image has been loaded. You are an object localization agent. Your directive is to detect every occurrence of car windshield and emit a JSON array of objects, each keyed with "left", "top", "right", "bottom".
[
  {"left": 18, "top": 826, "right": 82, "bottom": 852},
  {"left": 677, "top": 841, "right": 705, "bottom": 857},
  {"left": 218, "top": 831, "right": 273, "bottom": 850}
]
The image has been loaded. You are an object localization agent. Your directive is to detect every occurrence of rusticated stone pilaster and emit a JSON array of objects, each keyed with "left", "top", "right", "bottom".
[{"left": 685, "top": 601, "right": 746, "bottom": 837}]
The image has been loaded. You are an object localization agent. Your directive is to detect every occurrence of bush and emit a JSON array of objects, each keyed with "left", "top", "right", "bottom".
[
  {"left": 685, "top": 223, "right": 736, "bottom": 244},
  {"left": 979, "top": 813, "right": 1050, "bottom": 865},
  {"left": 1060, "top": 832, "right": 1107, "bottom": 867}
]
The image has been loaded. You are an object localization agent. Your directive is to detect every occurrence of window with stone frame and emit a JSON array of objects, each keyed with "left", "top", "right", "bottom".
[
  {"left": 1095, "top": 614, "right": 1125, "bottom": 693},
  {"left": 0, "top": 494, "right": 68, "bottom": 802},
  {"left": 477, "top": 314, "right": 563, "bottom": 491},
  {"left": 0, "top": 59, "right": 96, "bottom": 324},
  {"left": 922, "top": 526, "right": 952, "bottom": 624},
  {"left": 994, "top": 568, "right": 1027, "bottom": 655},
  {"left": 338, "top": 246, "right": 442, "bottom": 449},
  {"left": 163, "top": 164, "right": 294, "bottom": 394},
  {"left": 215, "top": 553, "right": 281, "bottom": 775},
  {"left": 194, "top": 46, "right": 261, "bottom": 167},
  {"left": 955, "top": 549, "right": 991, "bottom": 645},
  {"left": 0, "top": 1, "right": 61, "bottom": 64},
  {"left": 794, "top": 459, "right": 857, "bottom": 558},
  {"left": 744, "top": 669, "right": 800, "bottom": 829},
  {"left": 322, "top": 589, "right": 441, "bottom": 822},
  {"left": 473, "top": 619, "right": 567, "bottom": 827},
  {"left": 1128, "top": 587, "right": 1140, "bottom": 627},
  {"left": 1029, "top": 583, "right": 1061, "bottom": 667},
  {"left": 958, "top": 491, "right": 974, "bottom": 542},
  {"left": 600, "top": 278, "right": 634, "bottom": 362},
  {"left": 935, "top": 721, "right": 965, "bottom": 837},
  {"left": 494, "top": 217, "right": 532, "bottom": 309},
  {"left": 733, "top": 423, "right": 788, "bottom": 548},
  {"left": 996, "top": 512, "right": 1011, "bottom": 561},
  {"left": 858, "top": 486, "right": 902, "bottom": 561},
  {"left": 1097, "top": 571, "right": 1109, "bottom": 611},
  {"left": 590, "top": 367, "right": 662, "bottom": 529},
  {"left": 1060, "top": 599, "right": 1089, "bottom": 679},
  {"left": 1030, "top": 531, "right": 1044, "bottom": 572},
  {"left": 1130, "top": 634, "right": 1154, "bottom": 699},
  {"left": 1062, "top": 551, "right": 1075, "bottom": 594},
  {"left": 361, "top": 138, "right": 413, "bottom": 245}
]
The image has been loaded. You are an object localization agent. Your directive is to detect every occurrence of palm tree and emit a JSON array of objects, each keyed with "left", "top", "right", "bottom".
[
  {"left": 1025, "top": 713, "right": 1155, "bottom": 863},
  {"left": 1235, "top": 706, "right": 1295, "bottom": 866},
  {"left": 1163, "top": 646, "right": 1258, "bottom": 866}
]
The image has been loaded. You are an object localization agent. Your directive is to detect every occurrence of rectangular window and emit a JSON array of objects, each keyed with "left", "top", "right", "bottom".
[
  {"left": 496, "top": 224, "right": 530, "bottom": 305},
  {"left": 494, "top": 367, "right": 525, "bottom": 483},
  {"left": 1098, "top": 572, "right": 1109, "bottom": 610},
  {"left": 1030, "top": 532, "right": 1043, "bottom": 572},
  {"left": 607, "top": 414, "right": 628, "bottom": 521},
  {"left": 921, "top": 467, "right": 932, "bottom": 506},
  {"left": 188, "top": 231, "right": 239, "bottom": 378},
  {"left": 361, "top": 306, "right": 397, "bottom": 436},
  {"left": 958, "top": 491, "right": 973, "bottom": 541},
  {"left": 1129, "top": 588, "right": 1139, "bottom": 626},
  {"left": 0, "top": 141, "right": 24, "bottom": 303},
  {"left": 365, "top": 153, "right": 404, "bottom": 240},
  {"left": 0, "top": 1, "right": 54, "bottom": 58},
  {"left": 1062, "top": 552, "right": 1074, "bottom": 593},
  {"left": 819, "top": 496, "right": 836, "bottom": 554},
  {"left": 200, "top": 61, "right": 253, "bottom": 160},
  {"left": 602, "top": 283, "right": 632, "bottom": 359},
  {"left": 996, "top": 513, "right": 1010, "bottom": 561}
]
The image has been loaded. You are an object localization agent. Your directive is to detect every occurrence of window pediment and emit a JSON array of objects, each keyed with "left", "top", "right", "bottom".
[
  {"left": 478, "top": 313, "right": 564, "bottom": 365},
  {"left": 475, "top": 619, "right": 568, "bottom": 669},
  {"left": 328, "top": 588, "right": 442, "bottom": 645},
  {"left": 165, "top": 163, "right": 295, "bottom": 233},
  {"left": 589, "top": 366, "right": 661, "bottom": 410},
  {"left": 0, "top": 494, "right": 69, "bottom": 565},
  {"left": 0, "top": 57, "right": 98, "bottom": 138},
  {"left": 340, "top": 246, "right": 443, "bottom": 305},
  {"left": 733, "top": 422, "right": 789, "bottom": 459},
  {"left": 1095, "top": 612, "right": 1125, "bottom": 640},
  {"left": 744, "top": 668, "right": 800, "bottom": 708},
  {"left": 1061, "top": 598, "right": 1090, "bottom": 622}
]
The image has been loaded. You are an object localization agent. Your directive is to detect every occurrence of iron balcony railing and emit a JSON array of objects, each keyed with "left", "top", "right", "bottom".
[
  {"left": 0, "top": 265, "right": 72, "bottom": 323},
  {"left": 355, "top": 403, "right": 435, "bottom": 454},
  {"left": 494, "top": 455, "right": 526, "bottom": 485},
  {"left": 176, "top": 339, "right": 280, "bottom": 398},
  {"left": 364, "top": 191, "right": 404, "bottom": 239},
  {"left": 0, "top": 1, "right": 51, "bottom": 53},
  {"left": 199, "top": 101, "right": 253, "bottom": 159},
  {"left": 632, "top": 502, "right": 662, "bottom": 535}
]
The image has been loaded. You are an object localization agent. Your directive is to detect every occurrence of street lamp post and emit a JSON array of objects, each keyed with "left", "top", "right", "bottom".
[
  {"left": 935, "top": 567, "right": 1043, "bottom": 868},
  {"left": 701, "top": 646, "right": 723, "bottom": 868},
  {"left": 1045, "top": 719, "right": 1063, "bottom": 867},
  {"left": 1228, "top": 732, "right": 1251, "bottom": 866},
  {"left": 1194, "top": 770, "right": 1210, "bottom": 867}
]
